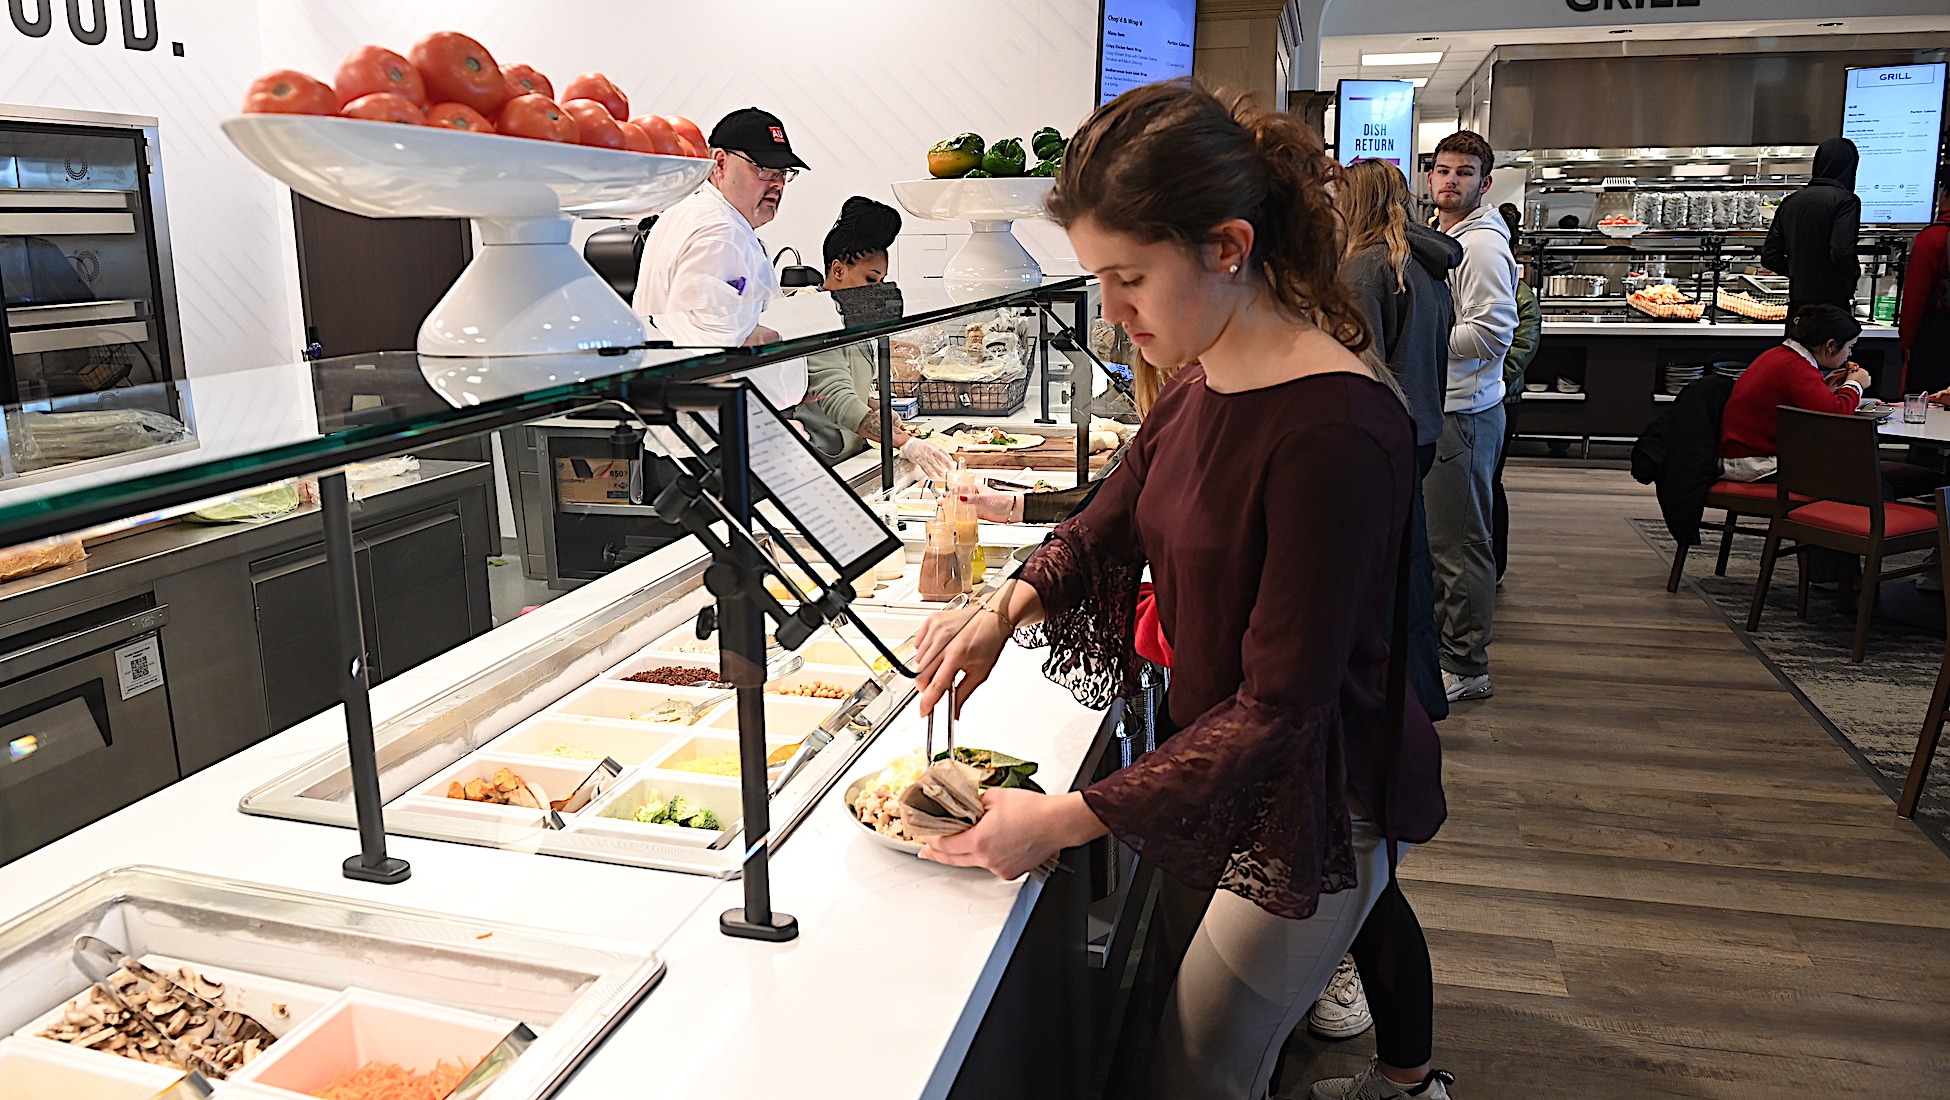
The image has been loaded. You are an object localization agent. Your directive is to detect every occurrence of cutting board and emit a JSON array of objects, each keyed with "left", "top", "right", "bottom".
[{"left": 944, "top": 426, "right": 1113, "bottom": 471}]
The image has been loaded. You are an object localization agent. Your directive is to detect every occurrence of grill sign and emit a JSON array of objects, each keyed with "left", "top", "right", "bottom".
[
  {"left": 1565, "top": 0, "right": 1700, "bottom": 10},
  {"left": 8, "top": 0, "right": 161, "bottom": 51}
]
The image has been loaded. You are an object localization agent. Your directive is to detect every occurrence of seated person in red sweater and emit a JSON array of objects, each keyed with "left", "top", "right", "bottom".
[
  {"left": 1720, "top": 304, "right": 1941, "bottom": 498},
  {"left": 1719, "top": 304, "right": 1867, "bottom": 482}
]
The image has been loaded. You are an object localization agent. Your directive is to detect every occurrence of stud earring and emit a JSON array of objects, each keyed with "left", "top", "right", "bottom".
[{"left": 1228, "top": 264, "right": 1239, "bottom": 274}]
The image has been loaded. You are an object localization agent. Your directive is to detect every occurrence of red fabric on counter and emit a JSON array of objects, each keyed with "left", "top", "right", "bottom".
[{"left": 1718, "top": 344, "right": 1861, "bottom": 460}]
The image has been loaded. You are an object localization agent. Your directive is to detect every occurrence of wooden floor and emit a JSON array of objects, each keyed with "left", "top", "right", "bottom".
[{"left": 1277, "top": 463, "right": 1950, "bottom": 1098}]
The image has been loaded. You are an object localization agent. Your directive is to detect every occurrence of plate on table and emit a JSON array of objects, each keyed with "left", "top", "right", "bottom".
[
  {"left": 1854, "top": 404, "right": 1896, "bottom": 421},
  {"left": 951, "top": 431, "right": 1045, "bottom": 452}
]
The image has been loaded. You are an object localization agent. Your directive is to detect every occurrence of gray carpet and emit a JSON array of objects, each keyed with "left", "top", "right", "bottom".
[{"left": 1634, "top": 518, "right": 1950, "bottom": 857}]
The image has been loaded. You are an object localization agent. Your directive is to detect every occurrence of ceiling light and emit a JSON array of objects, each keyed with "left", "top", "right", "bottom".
[
  {"left": 1361, "top": 51, "right": 1443, "bottom": 67},
  {"left": 1409, "top": 78, "right": 1430, "bottom": 88}
]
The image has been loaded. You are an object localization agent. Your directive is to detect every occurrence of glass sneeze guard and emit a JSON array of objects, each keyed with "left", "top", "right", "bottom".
[{"left": 0, "top": 275, "right": 1091, "bottom": 546}]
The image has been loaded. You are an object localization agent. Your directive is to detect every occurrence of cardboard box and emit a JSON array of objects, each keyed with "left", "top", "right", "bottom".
[{"left": 554, "top": 457, "right": 632, "bottom": 504}]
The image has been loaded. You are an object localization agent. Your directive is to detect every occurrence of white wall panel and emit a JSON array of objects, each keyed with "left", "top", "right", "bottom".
[
  {"left": 261, "top": 0, "right": 1098, "bottom": 282},
  {"left": 2, "top": 0, "right": 1095, "bottom": 389}
]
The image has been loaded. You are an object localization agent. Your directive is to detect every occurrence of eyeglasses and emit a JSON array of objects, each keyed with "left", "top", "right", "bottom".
[{"left": 727, "top": 150, "right": 799, "bottom": 183}]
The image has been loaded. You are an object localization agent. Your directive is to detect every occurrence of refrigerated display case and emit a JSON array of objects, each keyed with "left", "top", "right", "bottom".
[{"left": 0, "top": 105, "right": 192, "bottom": 482}]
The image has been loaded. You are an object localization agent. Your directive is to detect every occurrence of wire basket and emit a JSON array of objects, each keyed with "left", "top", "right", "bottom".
[
  {"left": 894, "top": 310, "right": 1037, "bottom": 416},
  {"left": 912, "top": 371, "right": 1031, "bottom": 416}
]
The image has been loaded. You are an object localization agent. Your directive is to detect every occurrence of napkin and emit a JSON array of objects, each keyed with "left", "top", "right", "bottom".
[{"left": 898, "top": 760, "right": 1061, "bottom": 879}]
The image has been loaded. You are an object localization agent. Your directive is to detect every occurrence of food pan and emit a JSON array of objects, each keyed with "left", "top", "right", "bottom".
[{"left": 0, "top": 867, "right": 662, "bottom": 1100}]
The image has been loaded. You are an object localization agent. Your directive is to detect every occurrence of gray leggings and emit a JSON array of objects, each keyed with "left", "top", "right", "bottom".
[{"left": 1137, "top": 811, "right": 1404, "bottom": 1099}]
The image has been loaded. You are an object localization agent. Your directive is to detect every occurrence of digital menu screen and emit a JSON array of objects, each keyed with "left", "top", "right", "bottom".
[
  {"left": 1098, "top": 0, "right": 1196, "bottom": 105},
  {"left": 1336, "top": 80, "right": 1417, "bottom": 178},
  {"left": 1843, "top": 63, "right": 1947, "bottom": 225}
]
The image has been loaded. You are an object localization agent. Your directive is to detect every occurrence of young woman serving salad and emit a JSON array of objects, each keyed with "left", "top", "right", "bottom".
[{"left": 913, "top": 80, "right": 1448, "bottom": 1099}]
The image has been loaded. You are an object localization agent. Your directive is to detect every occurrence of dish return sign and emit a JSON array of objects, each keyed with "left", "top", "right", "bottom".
[{"left": 1336, "top": 79, "right": 1417, "bottom": 179}]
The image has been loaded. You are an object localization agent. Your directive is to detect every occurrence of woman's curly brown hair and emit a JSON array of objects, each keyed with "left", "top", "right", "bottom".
[{"left": 1047, "top": 78, "right": 1371, "bottom": 357}]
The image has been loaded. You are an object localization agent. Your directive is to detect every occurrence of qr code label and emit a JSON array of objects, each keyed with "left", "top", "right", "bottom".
[{"left": 116, "top": 637, "right": 164, "bottom": 700}]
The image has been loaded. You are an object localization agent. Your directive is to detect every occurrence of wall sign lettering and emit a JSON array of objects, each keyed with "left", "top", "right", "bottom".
[
  {"left": 1565, "top": 0, "right": 1700, "bottom": 11},
  {"left": 8, "top": 0, "right": 174, "bottom": 54}
]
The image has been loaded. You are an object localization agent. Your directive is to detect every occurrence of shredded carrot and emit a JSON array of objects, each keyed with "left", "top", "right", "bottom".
[
  {"left": 311, "top": 1057, "right": 474, "bottom": 1100},
  {"left": 474, "top": 932, "right": 493, "bottom": 940}
]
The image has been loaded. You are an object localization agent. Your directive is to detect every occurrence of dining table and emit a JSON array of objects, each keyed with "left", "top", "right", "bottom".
[{"left": 1874, "top": 403, "right": 1950, "bottom": 447}]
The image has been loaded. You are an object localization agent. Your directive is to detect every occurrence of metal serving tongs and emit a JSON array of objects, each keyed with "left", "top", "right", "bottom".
[
  {"left": 439, "top": 1021, "right": 538, "bottom": 1100},
  {"left": 145, "top": 1075, "right": 216, "bottom": 1099},
  {"left": 925, "top": 673, "right": 961, "bottom": 765},
  {"left": 71, "top": 935, "right": 225, "bottom": 1085}
]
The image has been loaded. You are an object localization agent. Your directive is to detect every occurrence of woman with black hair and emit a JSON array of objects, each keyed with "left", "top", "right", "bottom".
[
  {"left": 1718, "top": 303, "right": 1869, "bottom": 483},
  {"left": 797, "top": 197, "right": 954, "bottom": 475}
]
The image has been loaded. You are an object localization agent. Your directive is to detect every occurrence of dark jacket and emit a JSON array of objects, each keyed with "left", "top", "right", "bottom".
[
  {"left": 1500, "top": 281, "right": 1541, "bottom": 407},
  {"left": 1344, "top": 223, "right": 1462, "bottom": 447},
  {"left": 1762, "top": 138, "right": 1862, "bottom": 311},
  {"left": 1632, "top": 373, "right": 1736, "bottom": 549}
]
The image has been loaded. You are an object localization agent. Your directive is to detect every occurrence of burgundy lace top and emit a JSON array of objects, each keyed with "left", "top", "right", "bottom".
[{"left": 1019, "top": 368, "right": 1446, "bottom": 919}]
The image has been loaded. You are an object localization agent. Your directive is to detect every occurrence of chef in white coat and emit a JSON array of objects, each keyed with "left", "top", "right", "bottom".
[{"left": 633, "top": 106, "right": 809, "bottom": 409}]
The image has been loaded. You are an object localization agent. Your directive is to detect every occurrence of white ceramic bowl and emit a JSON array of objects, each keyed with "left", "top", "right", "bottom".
[
  {"left": 1598, "top": 223, "right": 1648, "bottom": 238},
  {"left": 223, "top": 115, "right": 712, "bottom": 357},
  {"left": 890, "top": 177, "right": 1056, "bottom": 223},
  {"left": 890, "top": 177, "right": 1056, "bottom": 291},
  {"left": 222, "top": 114, "right": 709, "bottom": 220}
]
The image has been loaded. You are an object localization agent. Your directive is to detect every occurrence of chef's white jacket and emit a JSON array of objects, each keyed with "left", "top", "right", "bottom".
[{"left": 632, "top": 183, "right": 807, "bottom": 410}]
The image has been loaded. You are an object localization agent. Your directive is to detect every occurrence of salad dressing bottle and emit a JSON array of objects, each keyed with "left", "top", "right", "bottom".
[
  {"left": 918, "top": 503, "right": 966, "bottom": 602},
  {"left": 948, "top": 471, "right": 986, "bottom": 589}
]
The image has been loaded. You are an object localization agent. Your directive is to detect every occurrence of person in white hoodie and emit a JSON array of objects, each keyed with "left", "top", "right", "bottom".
[{"left": 1425, "top": 130, "right": 1518, "bottom": 703}]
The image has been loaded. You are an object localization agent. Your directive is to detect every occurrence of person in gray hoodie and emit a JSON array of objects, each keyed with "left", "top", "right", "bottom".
[{"left": 1425, "top": 130, "right": 1518, "bottom": 703}]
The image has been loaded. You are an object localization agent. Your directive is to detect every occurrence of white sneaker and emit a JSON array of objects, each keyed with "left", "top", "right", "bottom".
[
  {"left": 1306, "top": 956, "right": 1372, "bottom": 1040},
  {"left": 1311, "top": 1060, "right": 1455, "bottom": 1100},
  {"left": 1442, "top": 671, "right": 1493, "bottom": 702}
]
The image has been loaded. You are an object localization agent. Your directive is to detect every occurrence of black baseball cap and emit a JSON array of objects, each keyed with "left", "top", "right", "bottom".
[{"left": 708, "top": 107, "right": 808, "bottom": 171}]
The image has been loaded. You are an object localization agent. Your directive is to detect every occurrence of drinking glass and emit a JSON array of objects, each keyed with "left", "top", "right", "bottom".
[{"left": 1904, "top": 393, "right": 1930, "bottom": 424}]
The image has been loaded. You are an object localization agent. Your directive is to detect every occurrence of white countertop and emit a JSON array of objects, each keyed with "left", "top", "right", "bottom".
[
  {"left": 0, "top": 533, "right": 1105, "bottom": 1099},
  {"left": 1542, "top": 319, "right": 1900, "bottom": 338}
]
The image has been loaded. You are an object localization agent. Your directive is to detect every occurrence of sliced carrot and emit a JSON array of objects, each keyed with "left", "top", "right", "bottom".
[{"left": 311, "top": 1057, "right": 474, "bottom": 1100}]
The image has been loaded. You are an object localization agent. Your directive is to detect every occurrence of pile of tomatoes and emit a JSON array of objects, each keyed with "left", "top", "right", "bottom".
[{"left": 242, "top": 31, "right": 707, "bottom": 156}]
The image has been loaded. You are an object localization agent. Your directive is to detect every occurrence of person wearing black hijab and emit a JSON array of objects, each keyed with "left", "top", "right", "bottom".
[{"left": 1763, "top": 138, "right": 1863, "bottom": 331}]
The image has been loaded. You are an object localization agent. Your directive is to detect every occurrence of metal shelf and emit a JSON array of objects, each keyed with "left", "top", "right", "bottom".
[
  {"left": 1520, "top": 391, "right": 1586, "bottom": 402},
  {"left": 0, "top": 210, "right": 134, "bottom": 235},
  {"left": 0, "top": 188, "right": 133, "bottom": 211}
]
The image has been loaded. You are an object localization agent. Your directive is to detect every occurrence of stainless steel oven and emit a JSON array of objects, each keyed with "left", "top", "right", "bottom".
[
  {"left": 0, "top": 595, "right": 177, "bottom": 863},
  {"left": 0, "top": 103, "right": 193, "bottom": 481}
]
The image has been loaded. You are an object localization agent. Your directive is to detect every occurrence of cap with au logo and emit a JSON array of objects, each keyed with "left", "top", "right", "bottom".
[{"left": 707, "top": 107, "right": 809, "bottom": 171}]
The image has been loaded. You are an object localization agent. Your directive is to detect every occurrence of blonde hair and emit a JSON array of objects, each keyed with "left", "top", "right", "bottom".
[{"left": 1337, "top": 159, "right": 1413, "bottom": 293}]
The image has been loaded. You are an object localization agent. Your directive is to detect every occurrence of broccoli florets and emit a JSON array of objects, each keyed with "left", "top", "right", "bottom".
[{"left": 690, "top": 809, "right": 724, "bottom": 831}]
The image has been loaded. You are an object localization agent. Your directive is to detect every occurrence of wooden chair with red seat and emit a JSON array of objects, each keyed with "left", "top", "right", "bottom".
[
  {"left": 1666, "top": 480, "right": 1807, "bottom": 593},
  {"left": 1899, "top": 486, "right": 1950, "bottom": 819},
  {"left": 1745, "top": 406, "right": 1941, "bottom": 663}
]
